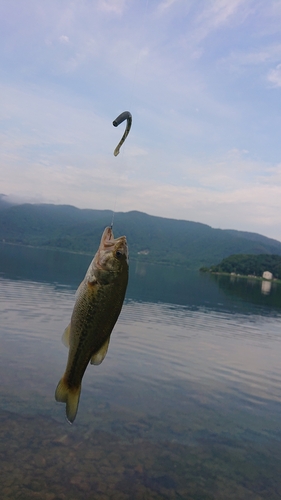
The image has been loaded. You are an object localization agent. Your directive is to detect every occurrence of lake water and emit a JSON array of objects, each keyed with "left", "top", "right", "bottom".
[{"left": 0, "top": 242, "right": 281, "bottom": 500}]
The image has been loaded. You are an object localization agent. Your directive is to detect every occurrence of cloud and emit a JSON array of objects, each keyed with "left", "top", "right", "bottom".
[
  {"left": 267, "top": 63, "right": 281, "bottom": 87},
  {"left": 1, "top": 90, "right": 280, "bottom": 241},
  {"left": 115, "top": 181, "right": 281, "bottom": 240},
  {"left": 221, "top": 43, "right": 281, "bottom": 75},
  {"left": 0, "top": 0, "right": 281, "bottom": 243},
  {"left": 59, "top": 35, "right": 70, "bottom": 44},
  {"left": 157, "top": 0, "right": 184, "bottom": 14},
  {"left": 97, "top": 0, "right": 126, "bottom": 15},
  {"left": 198, "top": 0, "right": 247, "bottom": 27},
  {"left": 192, "top": 0, "right": 251, "bottom": 45}
]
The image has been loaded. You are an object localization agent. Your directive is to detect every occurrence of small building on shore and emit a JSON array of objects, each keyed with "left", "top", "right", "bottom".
[{"left": 262, "top": 271, "right": 273, "bottom": 280}]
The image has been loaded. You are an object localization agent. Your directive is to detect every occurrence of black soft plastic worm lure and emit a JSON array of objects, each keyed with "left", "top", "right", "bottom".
[{"left": 112, "top": 111, "right": 132, "bottom": 156}]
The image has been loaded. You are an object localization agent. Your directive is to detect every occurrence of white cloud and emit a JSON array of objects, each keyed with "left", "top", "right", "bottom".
[
  {"left": 97, "top": 0, "right": 126, "bottom": 15},
  {"left": 59, "top": 35, "right": 70, "bottom": 44},
  {"left": 1, "top": 0, "right": 281, "bottom": 243},
  {"left": 222, "top": 43, "right": 281, "bottom": 74},
  {"left": 198, "top": 0, "right": 247, "bottom": 26},
  {"left": 1, "top": 97, "right": 280, "bottom": 240},
  {"left": 267, "top": 63, "right": 281, "bottom": 87},
  {"left": 193, "top": 0, "right": 251, "bottom": 44},
  {"left": 157, "top": 0, "right": 184, "bottom": 14}
]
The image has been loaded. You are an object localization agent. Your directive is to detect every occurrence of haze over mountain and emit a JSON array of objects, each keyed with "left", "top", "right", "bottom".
[{"left": 0, "top": 200, "right": 281, "bottom": 270}]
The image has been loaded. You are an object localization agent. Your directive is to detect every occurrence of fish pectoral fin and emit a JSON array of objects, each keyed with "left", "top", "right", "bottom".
[
  {"left": 90, "top": 337, "right": 111, "bottom": 365},
  {"left": 61, "top": 324, "right": 71, "bottom": 348}
]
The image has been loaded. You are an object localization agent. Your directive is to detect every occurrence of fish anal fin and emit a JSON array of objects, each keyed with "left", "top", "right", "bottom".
[
  {"left": 62, "top": 324, "right": 71, "bottom": 348},
  {"left": 90, "top": 337, "right": 111, "bottom": 365}
]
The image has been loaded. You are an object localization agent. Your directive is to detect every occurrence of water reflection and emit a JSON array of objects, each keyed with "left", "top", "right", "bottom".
[
  {"left": 1, "top": 242, "right": 281, "bottom": 314},
  {"left": 210, "top": 272, "right": 281, "bottom": 312},
  {"left": 1, "top": 244, "right": 281, "bottom": 499},
  {"left": 261, "top": 279, "right": 272, "bottom": 295}
]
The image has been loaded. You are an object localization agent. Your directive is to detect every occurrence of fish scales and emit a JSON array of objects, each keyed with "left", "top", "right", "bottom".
[
  {"left": 66, "top": 281, "right": 126, "bottom": 387},
  {"left": 55, "top": 226, "right": 128, "bottom": 423}
]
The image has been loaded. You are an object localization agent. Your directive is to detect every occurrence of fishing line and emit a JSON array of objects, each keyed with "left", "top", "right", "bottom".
[
  {"left": 110, "top": 111, "right": 133, "bottom": 229},
  {"left": 110, "top": 0, "right": 149, "bottom": 230},
  {"left": 109, "top": 144, "right": 126, "bottom": 230}
]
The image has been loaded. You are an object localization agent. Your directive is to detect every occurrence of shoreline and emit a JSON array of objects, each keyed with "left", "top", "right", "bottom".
[
  {"left": 0, "top": 240, "right": 195, "bottom": 269},
  {"left": 208, "top": 271, "right": 281, "bottom": 284}
]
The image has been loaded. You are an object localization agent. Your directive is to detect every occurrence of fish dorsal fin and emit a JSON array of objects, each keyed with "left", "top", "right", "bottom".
[
  {"left": 90, "top": 337, "right": 111, "bottom": 365},
  {"left": 62, "top": 323, "right": 71, "bottom": 348}
]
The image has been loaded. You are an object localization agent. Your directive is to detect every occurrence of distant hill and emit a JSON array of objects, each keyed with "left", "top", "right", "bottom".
[
  {"left": 0, "top": 194, "right": 14, "bottom": 210},
  {"left": 0, "top": 202, "right": 281, "bottom": 269},
  {"left": 205, "top": 254, "right": 281, "bottom": 279}
]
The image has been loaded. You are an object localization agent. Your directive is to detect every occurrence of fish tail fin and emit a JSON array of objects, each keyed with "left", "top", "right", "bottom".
[{"left": 55, "top": 376, "right": 81, "bottom": 424}]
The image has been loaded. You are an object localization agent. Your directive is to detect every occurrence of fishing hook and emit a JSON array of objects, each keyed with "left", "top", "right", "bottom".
[{"left": 112, "top": 111, "right": 132, "bottom": 156}]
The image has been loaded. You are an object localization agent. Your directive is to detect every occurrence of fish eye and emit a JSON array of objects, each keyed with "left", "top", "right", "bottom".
[{"left": 116, "top": 250, "right": 123, "bottom": 259}]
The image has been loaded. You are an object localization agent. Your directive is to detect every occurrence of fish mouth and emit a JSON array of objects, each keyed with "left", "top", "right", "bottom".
[
  {"left": 101, "top": 227, "right": 115, "bottom": 248},
  {"left": 99, "top": 227, "right": 128, "bottom": 260}
]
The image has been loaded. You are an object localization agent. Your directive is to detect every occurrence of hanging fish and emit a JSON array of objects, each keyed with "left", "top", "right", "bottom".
[
  {"left": 55, "top": 227, "right": 129, "bottom": 423},
  {"left": 113, "top": 111, "right": 132, "bottom": 156}
]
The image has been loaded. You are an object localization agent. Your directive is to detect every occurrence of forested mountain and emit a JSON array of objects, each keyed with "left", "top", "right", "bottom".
[
  {"left": 0, "top": 202, "right": 281, "bottom": 269},
  {"left": 0, "top": 194, "right": 13, "bottom": 210},
  {"left": 207, "top": 254, "right": 281, "bottom": 279}
]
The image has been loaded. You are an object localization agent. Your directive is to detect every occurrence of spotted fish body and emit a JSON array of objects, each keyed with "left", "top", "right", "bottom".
[{"left": 55, "top": 227, "right": 128, "bottom": 423}]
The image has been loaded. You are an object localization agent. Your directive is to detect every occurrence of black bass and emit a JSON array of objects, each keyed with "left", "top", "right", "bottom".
[{"left": 55, "top": 226, "right": 128, "bottom": 423}]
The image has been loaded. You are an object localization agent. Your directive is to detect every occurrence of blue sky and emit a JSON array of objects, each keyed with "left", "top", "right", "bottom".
[{"left": 1, "top": 0, "right": 281, "bottom": 241}]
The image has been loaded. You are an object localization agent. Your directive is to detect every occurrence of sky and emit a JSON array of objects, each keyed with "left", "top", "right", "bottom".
[{"left": 1, "top": 0, "right": 281, "bottom": 241}]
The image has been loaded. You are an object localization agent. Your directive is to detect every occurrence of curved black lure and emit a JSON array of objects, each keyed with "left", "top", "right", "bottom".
[{"left": 112, "top": 111, "right": 132, "bottom": 156}]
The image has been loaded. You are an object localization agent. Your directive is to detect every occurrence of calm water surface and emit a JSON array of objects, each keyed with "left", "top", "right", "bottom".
[{"left": 0, "top": 242, "right": 281, "bottom": 499}]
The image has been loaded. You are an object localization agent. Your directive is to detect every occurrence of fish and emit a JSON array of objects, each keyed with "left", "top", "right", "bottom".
[{"left": 55, "top": 226, "right": 129, "bottom": 424}]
